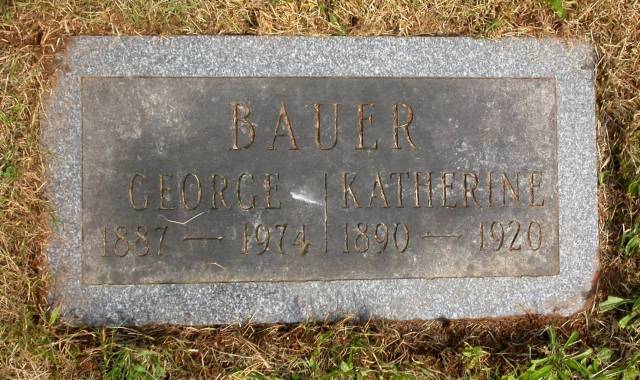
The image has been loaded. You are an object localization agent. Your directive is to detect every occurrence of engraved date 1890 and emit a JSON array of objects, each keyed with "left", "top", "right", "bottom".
[{"left": 343, "top": 222, "right": 410, "bottom": 254}]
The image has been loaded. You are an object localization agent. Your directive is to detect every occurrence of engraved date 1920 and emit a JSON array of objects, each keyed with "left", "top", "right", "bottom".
[{"left": 479, "top": 220, "right": 542, "bottom": 252}]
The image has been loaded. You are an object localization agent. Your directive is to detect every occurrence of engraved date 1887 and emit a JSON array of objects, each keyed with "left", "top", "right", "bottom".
[{"left": 101, "top": 225, "right": 168, "bottom": 257}]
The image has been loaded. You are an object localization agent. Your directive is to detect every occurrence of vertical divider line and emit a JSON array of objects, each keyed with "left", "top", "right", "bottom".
[{"left": 324, "top": 172, "right": 328, "bottom": 254}]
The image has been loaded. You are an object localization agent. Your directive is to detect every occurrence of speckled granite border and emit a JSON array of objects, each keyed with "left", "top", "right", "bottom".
[{"left": 42, "top": 37, "right": 597, "bottom": 325}]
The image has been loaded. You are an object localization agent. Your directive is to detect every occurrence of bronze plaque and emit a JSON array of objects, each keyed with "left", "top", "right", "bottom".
[{"left": 81, "top": 77, "right": 558, "bottom": 285}]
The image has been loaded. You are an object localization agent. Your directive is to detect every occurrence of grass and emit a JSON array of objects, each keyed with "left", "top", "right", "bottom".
[{"left": 1, "top": 0, "right": 640, "bottom": 378}]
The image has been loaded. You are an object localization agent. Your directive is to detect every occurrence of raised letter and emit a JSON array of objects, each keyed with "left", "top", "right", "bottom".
[
  {"left": 264, "top": 173, "right": 282, "bottom": 209},
  {"left": 236, "top": 173, "right": 256, "bottom": 210},
  {"left": 414, "top": 172, "right": 433, "bottom": 208},
  {"left": 128, "top": 173, "right": 148, "bottom": 210},
  {"left": 314, "top": 103, "right": 339, "bottom": 150},
  {"left": 392, "top": 103, "right": 417, "bottom": 149},
  {"left": 368, "top": 173, "right": 390, "bottom": 208},
  {"left": 342, "top": 172, "right": 361, "bottom": 208},
  {"left": 180, "top": 173, "right": 202, "bottom": 210},
  {"left": 463, "top": 172, "right": 479, "bottom": 207},
  {"left": 356, "top": 103, "right": 378, "bottom": 150},
  {"left": 390, "top": 172, "right": 409, "bottom": 207},
  {"left": 230, "top": 103, "right": 256, "bottom": 150},
  {"left": 268, "top": 101, "right": 299, "bottom": 150},
  {"left": 529, "top": 171, "right": 545, "bottom": 207},
  {"left": 487, "top": 171, "right": 494, "bottom": 208},
  {"left": 441, "top": 172, "right": 456, "bottom": 208},
  {"left": 211, "top": 174, "right": 230, "bottom": 209},
  {"left": 501, "top": 172, "right": 520, "bottom": 207},
  {"left": 159, "top": 174, "right": 176, "bottom": 210}
]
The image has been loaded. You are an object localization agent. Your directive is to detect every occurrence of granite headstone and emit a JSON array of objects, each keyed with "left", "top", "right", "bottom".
[{"left": 43, "top": 37, "right": 598, "bottom": 325}]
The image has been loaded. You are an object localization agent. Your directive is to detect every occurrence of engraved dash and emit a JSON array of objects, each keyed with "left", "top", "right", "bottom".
[
  {"left": 183, "top": 235, "right": 224, "bottom": 241},
  {"left": 422, "top": 233, "right": 463, "bottom": 239}
]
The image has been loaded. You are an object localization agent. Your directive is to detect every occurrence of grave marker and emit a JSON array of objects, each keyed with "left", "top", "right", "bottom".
[{"left": 44, "top": 37, "right": 597, "bottom": 325}]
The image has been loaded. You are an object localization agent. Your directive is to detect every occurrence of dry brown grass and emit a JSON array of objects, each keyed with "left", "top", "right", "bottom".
[{"left": 1, "top": 0, "right": 640, "bottom": 378}]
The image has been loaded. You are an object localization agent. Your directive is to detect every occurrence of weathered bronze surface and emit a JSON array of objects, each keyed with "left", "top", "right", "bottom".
[{"left": 81, "top": 77, "right": 558, "bottom": 285}]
